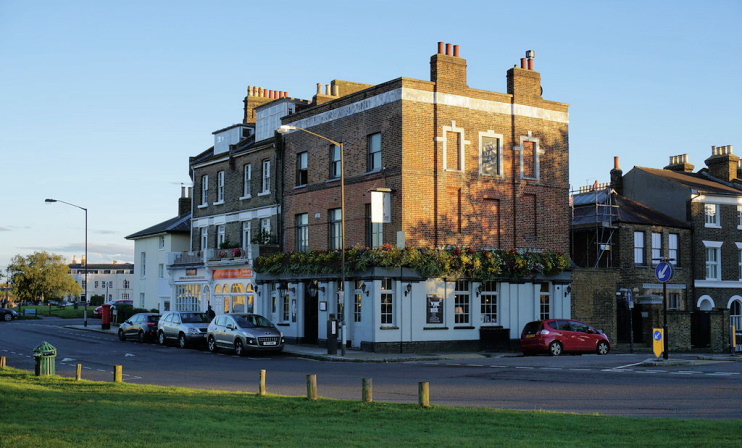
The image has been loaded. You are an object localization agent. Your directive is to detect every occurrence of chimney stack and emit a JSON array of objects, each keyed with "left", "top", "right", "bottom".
[
  {"left": 430, "top": 41, "right": 468, "bottom": 89},
  {"left": 178, "top": 186, "right": 192, "bottom": 216},
  {"left": 610, "top": 156, "right": 623, "bottom": 195},
  {"left": 705, "top": 145, "right": 738, "bottom": 182},
  {"left": 664, "top": 154, "right": 694, "bottom": 173},
  {"left": 507, "top": 50, "right": 541, "bottom": 98}
]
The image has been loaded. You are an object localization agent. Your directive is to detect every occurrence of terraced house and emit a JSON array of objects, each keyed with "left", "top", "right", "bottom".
[{"left": 167, "top": 43, "right": 573, "bottom": 352}]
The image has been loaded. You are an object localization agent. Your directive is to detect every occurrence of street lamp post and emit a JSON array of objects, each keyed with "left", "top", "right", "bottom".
[
  {"left": 45, "top": 198, "right": 88, "bottom": 327},
  {"left": 278, "top": 125, "right": 346, "bottom": 356}
]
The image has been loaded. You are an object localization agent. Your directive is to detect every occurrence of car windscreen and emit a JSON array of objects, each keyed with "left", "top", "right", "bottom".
[
  {"left": 181, "top": 313, "right": 209, "bottom": 323},
  {"left": 234, "top": 314, "right": 273, "bottom": 329}
]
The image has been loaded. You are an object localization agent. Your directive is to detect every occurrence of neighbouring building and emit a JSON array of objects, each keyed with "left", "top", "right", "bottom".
[
  {"left": 126, "top": 187, "right": 192, "bottom": 311},
  {"left": 66, "top": 260, "right": 134, "bottom": 303},
  {"left": 166, "top": 89, "right": 310, "bottom": 316},
  {"left": 620, "top": 147, "right": 742, "bottom": 352},
  {"left": 570, "top": 157, "right": 692, "bottom": 351}
]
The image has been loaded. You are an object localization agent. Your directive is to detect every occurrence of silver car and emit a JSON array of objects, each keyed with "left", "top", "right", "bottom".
[
  {"left": 157, "top": 311, "right": 211, "bottom": 348},
  {"left": 207, "top": 313, "right": 284, "bottom": 356}
]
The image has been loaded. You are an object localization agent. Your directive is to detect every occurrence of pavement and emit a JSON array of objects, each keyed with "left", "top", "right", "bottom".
[{"left": 64, "top": 323, "right": 742, "bottom": 364}]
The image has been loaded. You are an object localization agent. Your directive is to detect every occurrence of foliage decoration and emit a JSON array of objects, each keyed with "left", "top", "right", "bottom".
[{"left": 254, "top": 245, "right": 570, "bottom": 280}]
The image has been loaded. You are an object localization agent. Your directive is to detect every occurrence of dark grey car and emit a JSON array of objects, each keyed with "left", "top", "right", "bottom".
[
  {"left": 207, "top": 313, "right": 284, "bottom": 356},
  {"left": 157, "top": 311, "right": 211, "bottom": 348}
]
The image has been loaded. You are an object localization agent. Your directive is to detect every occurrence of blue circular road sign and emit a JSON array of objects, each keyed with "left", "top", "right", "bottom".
[{"left": 655, "top": 262, "right": 673, "bottom": 283}]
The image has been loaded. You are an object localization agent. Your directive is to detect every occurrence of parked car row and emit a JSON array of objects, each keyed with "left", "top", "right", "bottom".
[{"left": 118, "top": 311, "right": 285, "bottom": 355}]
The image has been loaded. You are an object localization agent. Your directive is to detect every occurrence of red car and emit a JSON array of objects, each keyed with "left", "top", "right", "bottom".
[
  {"left": 93, "top": 299, "right": 133, "bottom": 317},
  {"left": 520, "top": 319, "right": 610, "bottom": 356}
]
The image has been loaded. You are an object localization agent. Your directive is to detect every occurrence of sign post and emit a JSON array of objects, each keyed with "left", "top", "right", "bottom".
[
  {"left": 652, "top": 328, "right": 664, "bottom": 358},
  {"left": 655, "top": 261, "right": 673, "bottom": 360}
]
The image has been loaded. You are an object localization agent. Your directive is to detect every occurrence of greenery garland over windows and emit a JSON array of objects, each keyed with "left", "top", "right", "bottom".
[{"left": 254, "top": 244, "right": 570, "bottom": 280}]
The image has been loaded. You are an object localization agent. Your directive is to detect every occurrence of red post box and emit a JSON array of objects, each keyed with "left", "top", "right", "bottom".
[{"left": 101, "top": 303, "right": 112, "bottom": 330}]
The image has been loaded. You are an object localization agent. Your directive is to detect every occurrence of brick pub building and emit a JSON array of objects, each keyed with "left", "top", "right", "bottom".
[{"left": 270, "top": 43, "right": 572, "bottom": 351}]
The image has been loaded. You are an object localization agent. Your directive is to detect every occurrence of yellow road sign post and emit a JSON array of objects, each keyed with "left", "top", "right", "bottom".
[{"left": 652, "top": 328, "right": 664, "bottom": 358}]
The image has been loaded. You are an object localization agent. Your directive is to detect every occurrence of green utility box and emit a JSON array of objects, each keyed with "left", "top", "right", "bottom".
[{"left": 33, "top": 341, "right": 57, "bottom": 376}]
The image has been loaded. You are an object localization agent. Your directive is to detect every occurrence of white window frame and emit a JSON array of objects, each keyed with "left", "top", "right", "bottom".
[
  {"left": 651, "top": 232, "right": 662, "bottom": 265},
  {"left": 380, "top": 278, "right": 394, "bottom": 326},
  {"left": 454, "top": 280, "right": 470, "bottom": 325},
  {"left": 668, "top": 233, "right": 679, "bottom": 266},
  {"left": 479, "top": 280, "right": 498, "bottom": 325},
  {"left": 737, "top": 242, "right": 742, "bottom": 281},
  {"left": 261, "top": 160, "right": 271, "bottom": 195},
  {"left": 633, "top": 231, "right": 645, "bottom": 265},
  {"left": 200, "top": 175, "right": 209, "bottom": 206},
  {"left": 296, "top": 213, "right": 308, "bottom": 252},
  {"left": 515, "top": 131, "right": 543, "bottom": 181},
  {"left": 440, "top": 122, "right": 467, "bottom": 172},
  {"left": 704, "top": 203, "right": 720, "bottom": 228},
  {"left": 538, "top": 282, "right": 551, "bottom": 320},
  {"left": 479, "top": 131, "right": 503, "bottom": 177},
  {"left": 216, "top": 170, "right": 225, "bottom": 203},
  {"left": 703, "top": 241, "right": 722, "bottom": 281},
  {"left": 140, "top": 252, "right": 146, "bottom": 279},
  {"left": 330, "top": 144, "right": 341, "bottom": 179},
  {"left": 217, "top": 225, "right": 226, "bottom": 248},
  {"left": 159, "top": 235, "right": 165, "bottom": 250},
  {"left": 158, "top": 263, "right": 164, "bottom": 279},
  {"left": 200, "top": 227, "right": 208, "bottom": 251},
  {"left": 242, "top": 164, "right": 252, "bottom": 198},
  {"left": 329, "top": 208, "right": 342, "bottom": 250}
]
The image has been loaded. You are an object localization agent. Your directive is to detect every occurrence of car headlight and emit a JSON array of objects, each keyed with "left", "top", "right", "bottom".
[
  {"left": 246, "top": 337, "right": 257, "bottom": 345},
  {"left": 188, "top": 328, "right": 200, "bottom": 334}
]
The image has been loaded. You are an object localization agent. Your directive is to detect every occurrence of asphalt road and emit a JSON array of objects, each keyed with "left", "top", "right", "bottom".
[{"left": 2, "top": 317, "right": 741, "bottom": 419}]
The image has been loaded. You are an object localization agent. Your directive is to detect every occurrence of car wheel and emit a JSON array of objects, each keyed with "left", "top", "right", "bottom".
[
  {"left": 234, "top": 339, "right": 245, "bottom": 357},
  {"left": 2, "top": 313, "right": 11, "bottom": 322},
  {"left": 548, "top": 341, "right": 563, "bottom": 356},
  {"left": 597, "top": 341, "right": 610, "bottom": 355},
  {"left": 118, "top": 329, "right": 126, "bottom": 341},
  {"left": 178, "top": 333, "right": 187, "bottom": 349},
  {"left": 158, "top": 331, "right": 166, "bottom": 345},
  {"left": 137, "top": 330, "right": 145, "bottom": 343},
  {"left": 207, "top": 336, "right": 218, "bottom": 353}
]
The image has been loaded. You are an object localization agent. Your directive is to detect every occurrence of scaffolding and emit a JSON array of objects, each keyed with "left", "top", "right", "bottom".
[{"left": 570, "top": 184, "right": 620, "bottom": 268}]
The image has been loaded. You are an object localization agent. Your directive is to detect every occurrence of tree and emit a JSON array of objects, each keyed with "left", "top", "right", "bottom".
[{"left": 7, "top": 252, "right": 82, "bottom": 303}]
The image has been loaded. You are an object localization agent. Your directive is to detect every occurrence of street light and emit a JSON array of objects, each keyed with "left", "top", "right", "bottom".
[
  {"left": 277, "top": 124, "right": 346, "bottom": 356},
  {"left": 45, "top": 198, "right": 88, "bottom": 327}
]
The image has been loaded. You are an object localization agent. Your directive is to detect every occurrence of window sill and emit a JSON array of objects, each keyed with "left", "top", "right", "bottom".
[
  {"left": 197, "top": 204, "right": 208, "bottom": 209},
  {"left": 293, "top": 185, "right": 307, "bottom": 190},
  {"left": 380, "top": 326, "right": 399, "bottom": 330},
  {"left": 423, "top": 326, "right": 449, "bottom": 330},
  {"left": 258, "top": 191, "right": 271, "bottom": 197},
  {"left": 704, "top": 224, "right": 722, "bottom": 229},
  {"left": 239, "top": 195, "right": 252, "bottom": 200},
  {"left": 213, "top": 200, "right": 225, "bottom": 206},
  {"left": 454, "top": 326, "right": 475, "bottom": 330},
  {"left": 276, "top": 322, "right": 290, "bottom": 327}
]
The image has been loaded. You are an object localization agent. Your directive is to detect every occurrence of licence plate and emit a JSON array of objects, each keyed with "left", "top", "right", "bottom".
[
  {"left": 263, "top": 341, "right": 277, "bottom": 346},
  {"left": 525, "top": 334, "right": 535, "bottom": 338}
]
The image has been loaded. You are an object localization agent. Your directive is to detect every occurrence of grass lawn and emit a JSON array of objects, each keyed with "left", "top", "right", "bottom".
[{"left": 0, "top": 367, "right": 739, "bottom": 448}]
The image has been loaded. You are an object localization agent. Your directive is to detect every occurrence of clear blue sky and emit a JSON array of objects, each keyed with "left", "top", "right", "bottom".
[{"left": 1, "top": 0, "right": 740, "bottom": 267}]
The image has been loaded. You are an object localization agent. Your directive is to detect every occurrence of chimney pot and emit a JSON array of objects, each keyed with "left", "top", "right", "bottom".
[
  {"left": 520, "top": 58, "right": 527, "bottom": 69},
  {"left": 453, "top": 45, "right": 459, "bottom": 57},
  {"left": 446, "top": 43, "right": 452, "bottom": 56},
  {"left": 438, "top": 42, "right": 444, "bottom": 54},
  {"left": 614, "top": 156, "right": 619, "bottom": 170}
]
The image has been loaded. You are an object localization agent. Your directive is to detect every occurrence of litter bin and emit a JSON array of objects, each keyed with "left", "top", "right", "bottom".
[{"left": 34, "top": 341, "right": 57, "bottom": 376}]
